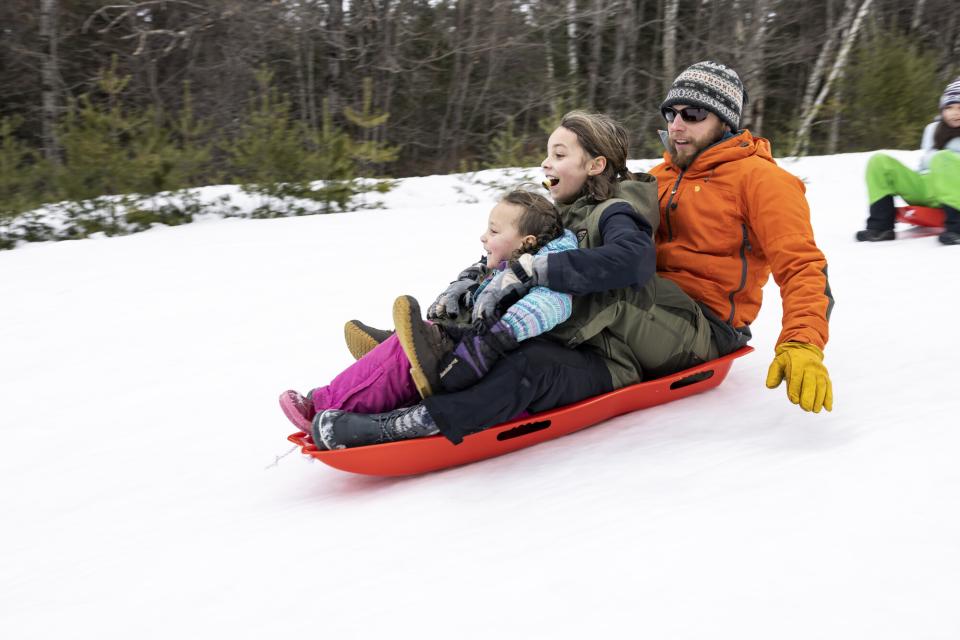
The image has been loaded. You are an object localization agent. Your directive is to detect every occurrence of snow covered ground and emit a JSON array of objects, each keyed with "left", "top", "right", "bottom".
[{"left": 2, "top": 150, "right": 957, "bottom": 639}]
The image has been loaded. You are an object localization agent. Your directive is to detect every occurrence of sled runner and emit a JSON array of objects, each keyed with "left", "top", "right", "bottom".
[
  {"left": 896, "top": 205, "right": 945, "bottom": 228},
  {"left": 288, "top": 346, "right": 753, "bottom": 476}
]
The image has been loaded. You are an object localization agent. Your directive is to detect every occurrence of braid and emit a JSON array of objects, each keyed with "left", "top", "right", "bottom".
[{"left": 499, "top": 188, "right": 564, "bottom": 258}]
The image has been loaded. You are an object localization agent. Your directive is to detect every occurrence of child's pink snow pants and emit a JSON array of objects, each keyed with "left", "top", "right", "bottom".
[{"left": 309, "top": 334, "right": 419, "bottom": 414}]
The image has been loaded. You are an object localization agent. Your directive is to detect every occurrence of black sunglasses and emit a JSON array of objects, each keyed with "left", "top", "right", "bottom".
[{"left": 662, "top": 106, "right": 710, "bottom": 123}]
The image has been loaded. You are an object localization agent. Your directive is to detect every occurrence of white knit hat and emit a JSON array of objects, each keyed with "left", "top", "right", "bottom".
[{"left": 940, "top": 77, "right": 960, "bottom": 110}]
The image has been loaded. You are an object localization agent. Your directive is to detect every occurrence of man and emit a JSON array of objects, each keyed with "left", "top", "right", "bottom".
[
  {"left": 323, "top": 62, "right": 834, "bottom": 449},
  {"left": 651, "top": 60, "right": 834, "bottom": 413}
]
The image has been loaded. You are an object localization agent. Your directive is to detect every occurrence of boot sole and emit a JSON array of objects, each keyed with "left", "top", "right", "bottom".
[
  {"left": 393, "top": 296, "right": 437, "bottom": 399},
  {"left": 344, "top": 320, "right": 388, "bottom": 360}
]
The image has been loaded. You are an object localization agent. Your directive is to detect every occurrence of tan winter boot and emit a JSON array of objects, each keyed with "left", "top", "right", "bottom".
[
  {"left": 392, "top": 295, "right": 453, "bottom": 398},
  {"left": 343, "top": 320, "right": 394, "bottom": 360}
]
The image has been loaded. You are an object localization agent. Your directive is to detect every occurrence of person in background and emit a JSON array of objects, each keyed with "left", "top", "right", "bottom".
[{"left": 856, "top": 77, "right": 960, "bottom": 245}]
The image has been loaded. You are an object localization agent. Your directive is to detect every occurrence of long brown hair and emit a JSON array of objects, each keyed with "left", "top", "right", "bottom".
[
  {"left": 500, "top": 188, "right": 564, "bottom": 258},
  {"left": 559, "top": 110, "right": 636, "bottom": 201}
]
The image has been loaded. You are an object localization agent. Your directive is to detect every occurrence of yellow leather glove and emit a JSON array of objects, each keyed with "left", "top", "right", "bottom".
[{"left": 765, "top": 342, "right": 833, "bottom": 413}]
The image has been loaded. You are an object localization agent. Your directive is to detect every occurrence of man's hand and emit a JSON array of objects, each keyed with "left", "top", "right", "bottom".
[
  {"left": 471, "top": 254, "right": 546, "bottom": 322},
  {"left": 427, "top": 260, "right": 488, "bottom": 320},
  {"left": 765, "top": 342, "right": 833, "bottom": 413}
]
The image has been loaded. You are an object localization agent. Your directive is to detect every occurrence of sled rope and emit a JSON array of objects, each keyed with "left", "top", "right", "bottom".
[{"left": 264, "top": 444, "right": 298, "bottom": 470}]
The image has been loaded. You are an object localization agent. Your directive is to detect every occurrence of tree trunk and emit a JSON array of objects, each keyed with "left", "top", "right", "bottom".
[
  {"left": 662, "top": 0, "right": 679, "bottom": 93},
  {"left": 792, "top": 0, "right": 875, "bottom": 157},
  {"left": 327, "top": 0, "right": 345, "bottom": 120},
  {"left": 795, "top": 0, "right": 858, "bottom": 136},
  {"left": 39, "top": 0, "right": 61, "bottom": 164},
  {"left": 543, "top": 5, "right": 556, "bottom": 115},
  {"left": 827, "top": 70, "right": 844, "bottom": 155},
  {"left": 910, "top": 0, "right": 927, "bottom": 32},
  {"left": 437, "top": 0, "right": 481, "bottom": 171},
  {"left": 468, "top": 0, "right": 507, "bottom": 132},
  {"left": 586, "top": 0, "right": 606, "bottom": 109},
  {"left": 740, "top": 0, "right": 769, "bottom": 133},
  {"left": 567, "top": 0, "right": 579, "bottom": 81}
]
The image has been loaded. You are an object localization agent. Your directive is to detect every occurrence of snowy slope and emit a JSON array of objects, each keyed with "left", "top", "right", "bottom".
[{"left": 1, "top": 151, "right": 958, "bottom": 639}]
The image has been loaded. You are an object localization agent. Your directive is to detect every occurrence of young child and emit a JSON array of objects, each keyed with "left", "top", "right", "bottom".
[
  {"left": 278, "top": 189, "right": 579, "bottom": 444},
  {"left": 857, "top": 77, "right": 960, "bottom": 245},
  {"left": 317, "top": 112, "right": 713, "bottom": 450}
]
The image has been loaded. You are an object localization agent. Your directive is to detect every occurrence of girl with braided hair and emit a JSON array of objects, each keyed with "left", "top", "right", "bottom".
[
  {"left": 310, "top": 111, "right": 713, "bottom": 451},
  {"left": 278, "top": 189, "right": 578, "bottom": 440}
]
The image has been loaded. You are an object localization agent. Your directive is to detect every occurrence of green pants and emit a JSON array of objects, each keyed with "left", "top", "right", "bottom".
[{"left": 865, "top": 150, "right": 960, "bottom": 210}]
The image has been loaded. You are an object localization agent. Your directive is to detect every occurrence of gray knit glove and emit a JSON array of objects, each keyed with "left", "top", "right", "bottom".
[
  {"left": 471, "top": 254, "right": 549, "bottom": 322},
  {"left": 427, "top": 259, "right": 488, "bottom": 320}
]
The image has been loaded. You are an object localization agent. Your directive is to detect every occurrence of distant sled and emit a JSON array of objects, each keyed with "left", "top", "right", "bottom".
[
  {"left": 288, "top": 346, "right": 753, "bottom": 476},
  {"left": 896, "top": 205, "right": 945, "bottom": 228}
]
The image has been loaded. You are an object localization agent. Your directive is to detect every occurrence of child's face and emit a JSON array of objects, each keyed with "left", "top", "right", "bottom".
[
  {"left": 542, "top": 126, "right": 604, "bottom": 204},
  {"left": 943, "top": 104, "right": 960, "bottom": 128},
  {"left": 481, "top": 202, "right": 536, "bottom": 268}
]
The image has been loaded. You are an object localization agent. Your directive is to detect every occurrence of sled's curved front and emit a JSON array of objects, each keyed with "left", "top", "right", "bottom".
[
  {"left": 288, "top": 346, "right": 753, "bottom": 476},
  {"left": 896, "top": 205, "right": 945, "bottom": 228}
]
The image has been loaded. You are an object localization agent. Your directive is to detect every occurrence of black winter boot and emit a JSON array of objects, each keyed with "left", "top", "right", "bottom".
[
  {"left": 438, "top": 320, "right": 520, "bottom": 393},
  {"left": 393, "top": 295, "right": 455, "bottom": 398},
  {"left": 855, "top": 229, "right": 896, "bottom": 242},
  {"left": 343, "top": 320, "right": 394, "bottom": 360},
  {"left": 939, "top": 205, "right": 960, "bottom": 245},
  {"left": 856, "top": 195, "right": 897, "bottom": 241},
  {"left": 312, "top": 404, "right": 439, "bottom": 450}
]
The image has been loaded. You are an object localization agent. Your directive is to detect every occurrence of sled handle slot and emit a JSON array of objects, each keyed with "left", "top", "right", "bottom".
[
  {"left": 497, "top": 420, "right": 551, "bottom": 441},
  {"left": 669, "top": 368, "right": 715, "bottom": 390}
]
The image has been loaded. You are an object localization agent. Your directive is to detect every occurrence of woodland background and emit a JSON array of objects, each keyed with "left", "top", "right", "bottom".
[{"left": 1, "top": 0, "right": 958, "bottom": 241}]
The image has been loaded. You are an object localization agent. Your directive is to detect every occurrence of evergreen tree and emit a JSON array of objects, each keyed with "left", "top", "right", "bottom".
[
  {"left": 342, "top": 78, "right": 400, "bottom": 175},
  {"left": 485, "top": 116, "right": 542, "bottom": 169},
  {"left": 842, "top": 29, "right": 942, "bottom": 151},
  {"left": 223, "top": 67, "right": 317, "bottom": 189},
  {"left": 0, "top": 117, "right": 48, "bottom": 222},
  {"left": 55, "top": 62, "right": 141, "bottom": 201}
]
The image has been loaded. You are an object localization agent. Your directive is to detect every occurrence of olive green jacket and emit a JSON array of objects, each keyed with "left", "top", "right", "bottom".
[{"left": 548, "top": 177, "right": 713, "bottom": 387}]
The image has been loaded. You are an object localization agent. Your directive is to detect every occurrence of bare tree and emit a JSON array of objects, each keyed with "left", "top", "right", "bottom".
[
  {"left": 792, "top": 0, "right": 875, "bottom": 156},
  {"left": 736, "top": 0, "right": 770, "bottom": 133},
  {"left": 567, "top": 0, "right": 579, "bottom": 82},
  {"left": 910, "top": 0, "right": 928, "bottom": 32},
  {"left": 39, "top": 0, "right": 61, "bottom": 164},
  {"left": 436, "top": 0, "right": 483, "bottom": 170},
  {"left": 662, "top": 0, "right": 679, "bottom": 92},
  {"left": 585, "top": 0, "right": 607, "bottom": 109},
  {"left": 327, "top": 0, "right": 345, "bottom": 118}
]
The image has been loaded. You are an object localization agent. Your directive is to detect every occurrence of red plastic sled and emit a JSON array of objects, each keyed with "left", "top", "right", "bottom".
[
  {"left": 896, "top": 205, "right": 945, "bottom": 228},
  {"left": 288, "top": 346, "right": 753, "bottom": 476}
]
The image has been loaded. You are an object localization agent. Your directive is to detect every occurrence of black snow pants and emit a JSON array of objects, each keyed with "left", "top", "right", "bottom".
[{"left": 423, "top": 337, "right": 613, "bottom": 444}]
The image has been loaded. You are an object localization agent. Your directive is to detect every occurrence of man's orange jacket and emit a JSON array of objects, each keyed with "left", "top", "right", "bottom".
[{"left": 649, "top": 130, "right": 833, "bottom": 349}]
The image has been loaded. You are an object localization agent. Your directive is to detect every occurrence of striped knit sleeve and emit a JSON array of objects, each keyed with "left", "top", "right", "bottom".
[{"left": 499, "top": 230, "right": 577, "bottom": 342}]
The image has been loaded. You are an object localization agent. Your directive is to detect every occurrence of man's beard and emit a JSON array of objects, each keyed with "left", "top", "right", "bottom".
[{"left": 668, "top": 121, "right": 726, "bottom": 169}]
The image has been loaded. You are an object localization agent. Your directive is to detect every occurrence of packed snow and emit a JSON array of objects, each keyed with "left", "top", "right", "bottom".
[{"left": 1, "top": 150, "right": 957, "bottom": 639}]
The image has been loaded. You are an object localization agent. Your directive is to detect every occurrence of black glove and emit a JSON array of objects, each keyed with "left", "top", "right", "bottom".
[
  {"left": 438, "top": 319, "right": 520, "bottom": 392},
  {"left": 426, "top": 258, "right": 488, "bottom": 320}
]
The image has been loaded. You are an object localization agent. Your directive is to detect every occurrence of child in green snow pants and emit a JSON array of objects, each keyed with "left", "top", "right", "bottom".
[
  {"left": 865, "top": 150, "right": 960, "bottom": 212},
  {"left": 858, "top": 76, "right": 960, "bottom": 245}
]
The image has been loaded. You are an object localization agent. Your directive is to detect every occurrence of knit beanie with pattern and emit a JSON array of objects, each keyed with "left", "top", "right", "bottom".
[
  {"left": 941, "top": 77, "right": 960, "bottom": 110},
  {"left": 661, "top": 61, "right": 745, "bottom": 131}
]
